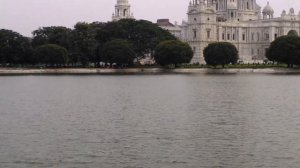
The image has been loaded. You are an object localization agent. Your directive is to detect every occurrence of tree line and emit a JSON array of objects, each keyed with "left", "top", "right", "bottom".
[
  {"left": 0, "top": 19, "right": 193, "bottom": 67},
  {"left": 202, "top": 32, "right": 300, "bottom": 68},
  {"left": 2, "top": 18, "right": 299, "bottom": 68}
]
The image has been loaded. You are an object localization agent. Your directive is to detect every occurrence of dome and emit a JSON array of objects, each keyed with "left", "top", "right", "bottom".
[
  {"left": 227, "top": 2, "right": 237, "bottom": 10},
  {"left": 263, "top": 2, "right": 274, "bottom": 15}
]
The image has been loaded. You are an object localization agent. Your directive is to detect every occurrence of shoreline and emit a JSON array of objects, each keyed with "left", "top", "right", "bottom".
[{"left": 1, "top": 68, "right": 300, "bottom": 75}]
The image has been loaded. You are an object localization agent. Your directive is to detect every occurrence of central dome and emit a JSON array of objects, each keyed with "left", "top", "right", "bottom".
[{"left": 263, "top": 2, "right": 274, "bottom": 15}]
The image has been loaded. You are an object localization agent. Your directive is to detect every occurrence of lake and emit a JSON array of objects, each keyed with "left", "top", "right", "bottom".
[{"left": 0, "top": 74, "right": 299, "bottom": 168}]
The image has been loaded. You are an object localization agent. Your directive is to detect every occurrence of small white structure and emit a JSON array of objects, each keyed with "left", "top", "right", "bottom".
[{"left": 112, "top": 0, "right": 134, "bottom": 21}]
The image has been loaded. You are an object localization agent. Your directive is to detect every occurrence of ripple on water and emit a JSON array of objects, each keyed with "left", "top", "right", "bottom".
[{"left": 0, "top": 75, "right": 299, "bottom": 168}]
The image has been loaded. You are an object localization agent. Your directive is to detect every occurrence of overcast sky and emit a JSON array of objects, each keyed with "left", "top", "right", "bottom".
[{"left": 1, "top": 0, "right": 299, "bottom": 37}]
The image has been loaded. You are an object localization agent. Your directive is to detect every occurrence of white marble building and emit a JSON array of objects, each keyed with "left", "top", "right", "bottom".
[
  {"left": 163, "top": 0, "right": 300, "bottom": 64},
  {"left": 112, "top": 0, "right": 300, "bottom": 64},
  {"left": 112, "top": 0, "right": 134, "bottom": 21}
]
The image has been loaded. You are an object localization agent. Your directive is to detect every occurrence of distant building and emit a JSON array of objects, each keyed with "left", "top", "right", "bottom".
[
  {"left": 112, "top": 0, "right": 134, "bottom": 21},
  {"left": 156, "top": 19, "right": 182, "bottom": 39},
  {"left": 111, "top": 0, "right": 300, "bottom": 64},
  {"left": 161, "top": 0, "right": 300, "bottom": 64}
]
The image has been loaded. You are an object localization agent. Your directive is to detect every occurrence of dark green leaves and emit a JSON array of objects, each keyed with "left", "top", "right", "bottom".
[
  {"left": 267, "top": 35, "right": 300, "bottom": 68},
  {"left": 204, "top": 42, "right": 239, "bottom": 67},
  {"left": 34, "top": 44, "right": 68, "bottom": 66},
  {"left": 154, "top": 40, "right": 193, "bottom": 66},
  {"left": 1, "top": 19, "right": 177, "bottom": 67},
  {"left": 102, "top": 39, "right": 135, "bottom": 67},
  {"left": 0, "top": 29, "right": 31, "bottom": 65},
  {"left": 97, "top": 19, "right": 177, "bottom": 61}
]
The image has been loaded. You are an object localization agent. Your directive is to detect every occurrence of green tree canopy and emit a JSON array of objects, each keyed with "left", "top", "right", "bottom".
[
  {"left": 287, "top": 30, "right": 299, "bottom": 36},
  {"left": 102, "top": 39, "right": 135, "bottom": 67},
  {"left": 204, "top": 42, "right": 239, "bottom": 67},
  {"left": 34, "top": 44, "right": 69, "bottom": 66},
  {"left": 1, "top": 19, "right": 176, "bottom": 67},
  {"left": 0, "top": 29, "right": 31, "bottom": 65},
  {"left": 70, "top": 22, "right": 105, "bottom": 66},
  {"left": 32, "top": 26, "right": 72, "bottom": 49},
  {"left": 266, "top": 35, "right": 300, "bottom": 68},
  {"left": 96, "top": 19, "right": 177, "bottom": 61},
  {"left": 154, "top": 40, "right": 193, "bottom": 66}
]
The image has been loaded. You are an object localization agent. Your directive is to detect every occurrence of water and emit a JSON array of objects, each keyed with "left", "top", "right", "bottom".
[{"left": 0, "top": 74, "right": 300, "bottom": 168}]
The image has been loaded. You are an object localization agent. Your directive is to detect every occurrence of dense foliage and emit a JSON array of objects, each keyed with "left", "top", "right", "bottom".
[
  {"left": 266, "top": 35, "right": 300, "bottom": 68},
  {"left": 287, "top": 30, "right": 298, "bottom": 36},
  {"left": 32, "top": 26, "right": 72, "bottom": 49},
  {"left": 0, "top": 29, "right": 32, "bottom": 65},
  {"left": 34, "top": 44, "right": 69, "bottom": 66},
  {"left": 70, "top": 22, "right": 105, "bottom": 66},
  {"left": 97, "top": 19, "right": 177, "bottom": 61},
  {"left": 154, "top": 40, "right": 193, "bottom": 66},
  {"left": 0, "top": 19, "right": 177, "bottom": 67},
  {"left": 102, "top": 39, "right": 135, "bottom": 67},
  {"left": 204, "top": 42, "right": 239, "bottom": 67}
]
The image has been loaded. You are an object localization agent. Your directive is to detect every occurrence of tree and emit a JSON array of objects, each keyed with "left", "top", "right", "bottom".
[
  {"left": 204, "top": 42, "right": 239, "bottom": 67},
  {"left": 70, "top": 22, "right": 105, "bottom": 66},
  {"left": 102, "top": 39, "right": 135, "bottom": 67},
  {"left": 0, "top": 29, "right": 32, "bottom": 66},
  {"left": 287, "top": 30, "right": 299, "bottom": 36},
  {"left": 32, "top": 26, "right": 72, "bottom": 49},
  {"left": 32, "top": 27, "right": 74, "bottom": 66},
  {"left": 96, "top": 19, "right": 176, "bottom": 62},
  {"left": 154, "top": 40, "right": 193, "bottom": 66},
  {"left": 34, "top": 44, "right": 69, "bottom": 66},
  {"left": 266, "top": 35, "right": 300, "bottom": 68}
]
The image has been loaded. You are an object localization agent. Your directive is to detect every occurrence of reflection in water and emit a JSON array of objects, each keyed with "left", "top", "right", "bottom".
[{"left": 0, "top": 75, "right": 300, "bottom": 168}]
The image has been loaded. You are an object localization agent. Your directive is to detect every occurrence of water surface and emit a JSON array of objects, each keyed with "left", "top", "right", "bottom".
[{"left": 0, "top": 74, "right": 300, "bottom": 168}]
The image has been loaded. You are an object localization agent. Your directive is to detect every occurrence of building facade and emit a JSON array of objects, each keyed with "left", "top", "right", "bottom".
[
  {"left": 162, "top": 0, "right": 300, "bottom": 64},
  {"left": 156, "top": 19, "right": 182, "bottom": 39},
  {"left": 112, "top": 0, "right": 134, "bottom": 21}
]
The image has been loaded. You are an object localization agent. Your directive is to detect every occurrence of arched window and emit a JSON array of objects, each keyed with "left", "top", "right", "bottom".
[
  {"left": 247, "top": 2, "right": 249, "bottom": 10},
  {"left": 193, "top": 29, "right": 197, "bottom": 39}
]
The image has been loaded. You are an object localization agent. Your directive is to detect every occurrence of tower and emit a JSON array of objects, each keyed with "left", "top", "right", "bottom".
[{"left": 112, "top": 0, "right": 134, "bottom": 21}]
